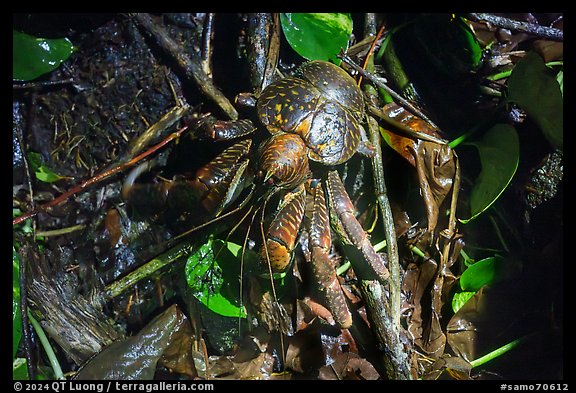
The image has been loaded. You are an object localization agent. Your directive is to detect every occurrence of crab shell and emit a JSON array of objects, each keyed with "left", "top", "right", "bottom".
[{"left": 256, "top": 60, "right": 365, "bottom": 166}]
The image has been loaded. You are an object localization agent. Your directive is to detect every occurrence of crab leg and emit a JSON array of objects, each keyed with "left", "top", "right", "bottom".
[
  {"left": 191, "top": 115, "right": 257, "bottom": 141},
  {"left": 190, "top": 139, "right": 253, "bottom": 218},
  {"left": 308, "top": 182, "right": 353, "bottom": 329},
  {"left": 326, "top": 170, "right": 390, "bottom": 283},
  {"left": 259, "top": 185, "right": 306, "bottom": 272}
]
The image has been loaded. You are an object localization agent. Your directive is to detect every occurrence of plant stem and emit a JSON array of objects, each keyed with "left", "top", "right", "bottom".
[
  {"left": 470, "top": 335, "right": 527, "bottom": 368},
  {"left": 34, "top": 224, "right": 85, "bottom": 238},
  {"left": 487, "top": 70, "right": 513, "bottom": 81},
  {"left": 335, "top": 260, "right": 351, "bottom": 276},
  {"left": 448, "top": 129, "right": 475, "bottom": 149},
  {"left": 103, "top": 240, "right": 194, "bottom": 301},
  {"left": 372, "top": 238, "right": 387, "bottom": 253},
  {"left": 487, "top": 61, "right": 562, "bottom": 82},
  {"left": 28, "top": 312, "right": 65, "bottom": 380},
  {"left": 409, "top": 244, "right": 426, "bottom": 259}
]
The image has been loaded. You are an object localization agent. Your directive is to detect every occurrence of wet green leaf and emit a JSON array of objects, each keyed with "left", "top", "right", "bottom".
[
  {"left": 410, "top": 15, "right": 483, "bottom": 75},
  {"left": 460, "top": 124, "right": 519, "bottom": 223},
  {"left": 27, "top": 152, "right": 67, "bottom": 183},
  {"left": 280, "top": 13, "right": 352, "bottom": 64},
  {"left": 507, "top": 52, "right": 563, "bottom": 150},
  {"left": 452, "top": 291, "right": 475, "bottom": 314},
  {"left": 459, "top": 256, "right": 505, "bottom": 292},
  {"left": 13, "top": 30, "right": 74, "bottom": 81},
  {"left": 35, "top": 167, "right": 66, "bottom": 183},
  {"left": 185, "top": 238, "right": 246, "bottom": 318},
  {"left": 13, "top": 358, "right": 28, "bottom": 380}
]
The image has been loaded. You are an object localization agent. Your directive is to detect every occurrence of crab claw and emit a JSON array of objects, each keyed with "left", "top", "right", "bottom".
[
  {"left": 123, "top": 140, "right": 253, "bottom": 226},
  {"left": 258, "top": 133, "right": 310, "bottom": 190}
]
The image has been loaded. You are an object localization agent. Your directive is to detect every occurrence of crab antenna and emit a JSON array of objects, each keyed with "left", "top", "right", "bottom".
[
  {"left": 163, "top": 184, "right": 256, "bottom": 248},
  {"left": 259, "top": 190, "right": 287, "bottom": 370}
]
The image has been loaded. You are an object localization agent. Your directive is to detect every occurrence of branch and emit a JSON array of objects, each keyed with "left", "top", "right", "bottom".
[
  {"left": 465, "top": 13, "right": 563, "bottom": 41},
  {"left": 13, "top": 123, "right": 189, "bottom": 226},
  {"left": 130, "top": 13, "right": 239, "bottom": 120}
]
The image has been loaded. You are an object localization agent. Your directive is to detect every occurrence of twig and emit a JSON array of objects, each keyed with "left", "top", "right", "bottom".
[
  {"left": 366, "top": 116, "right": 401, "bottom": 327},
  {"left": 360, "top": 280, "right": 412, "bottom": 379},
  {"left": 13, "top": 125, "right": 190, "bottom": 226},
  {"left": 102, "top": 240, "right": 194, "bottom": 301},
  {"left": 34, "top": 224, "right": 85, "bottom": 238},
  {"left": 339, "top": 51, "right": 439, "bottom": 130},
  {"left": 465, "top": 13, "right": 563, "bottom": 41},
  {"left": 358, "top": 28, "right": 402, "bottom": 327},
  {"left": 357, "top": 21, "right": 385, "bottom": 87},
  {"left": 201, "top": 13, "right": 215, "bottom": 79},
  {"left": 13, "top": 78, "right": 75, "bottom": 90},
  {"left": 130, "top": 13, "right": 238, "bottom": 120},
  {"left": 355, "top": 20, "right": 412, "bottom": 379}
]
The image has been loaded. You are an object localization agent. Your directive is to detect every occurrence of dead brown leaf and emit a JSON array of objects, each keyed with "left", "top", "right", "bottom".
[
  {"left": 318, "top": 352, "right": 380, "bottom": 380},
  {"left": 75, "top": 304, "right": 193, "bottom": 380},
  {"left": 422, "top": 354, "right": 472, "bottom": 380}
]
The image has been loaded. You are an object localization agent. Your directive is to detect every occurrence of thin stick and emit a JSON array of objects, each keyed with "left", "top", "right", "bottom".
[
  {"left": 356, "top": 27, "right": 402, "bottom": 329},
  {"left": 13, "top": 78, "right": 75, "bottom": 90},
  {"left": 201, "top": 13, "right": 215, "bottom": 79},
  {"left": 130, "top": 13, "right": 238, "bottom": 120},
  {"left": 339, "top": 51, "right": 439, "bottom": 130},
  {"left": 357, "top": 23, "right": 386, "bottom": 87},
  {"left": 354, "top": 25, "right": 412, "bottom": 378},
  {"left": 465, "top": 13, "right": 563, "bottom": 41},
  {"left": 13, "top": 126, "right": 190, "bottom": 226},
  {"left": 366, "top": 115, "right": 401, "bottom": 327},
  {"left": 259, "top": 190, "right": 287, "bottom": 369}
]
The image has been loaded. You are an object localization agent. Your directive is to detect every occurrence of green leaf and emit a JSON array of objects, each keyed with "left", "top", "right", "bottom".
[
  {"left": 411, "top": 15, "right": 483, "bottom": 75},
  {"left": 280, "top": 13, "right": 352, "bottom": 64},
  {"left": 13, "top": 358, "right": 29, "bottom": 380},
  {"left": 507, "top": 52, "right": 563, "bottom": 150},
  {"left": 459, "top": 256, "right": 506, "bottom": 292},
  {"left": 13, "top": 30, "right": 74, "bottom": 82},
  {"left": 460, "top": 124, "right": 519, "bottom": 223},
  {"left": 452, "top": 291, "right": 475, "bottom": 313},
  {"left": 185, "top": 238, "right": 246, "bottom": 318},
  {"left": 13, "top": 248, "right": 22, "bottom": 360},
  {"left": 556, "top": 70, "right": 563, "bottom": 97},
  {"left": 27, "top": 152, "right": 67, "bottom": 183},
  {"left": 35, "top": 166, "right": 67, "bottom": 183}
]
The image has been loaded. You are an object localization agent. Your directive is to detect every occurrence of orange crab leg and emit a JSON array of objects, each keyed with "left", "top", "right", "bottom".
[
  {"left": 259, "top": 185, "right": 306, "bottom": 272},
  {"left": 123, "top": 139, "right": 253, "bottom": 224},
  {"left": 308, "top": 182, "right": 353, "bottom": 329},
  {"left": 190, "top": 139, "right": 253, "bottom": 217}
]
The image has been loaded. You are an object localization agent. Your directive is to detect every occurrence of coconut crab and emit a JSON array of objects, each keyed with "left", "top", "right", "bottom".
[{"left": 124, "top": 60, "right": 390, "bottom": 329}]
